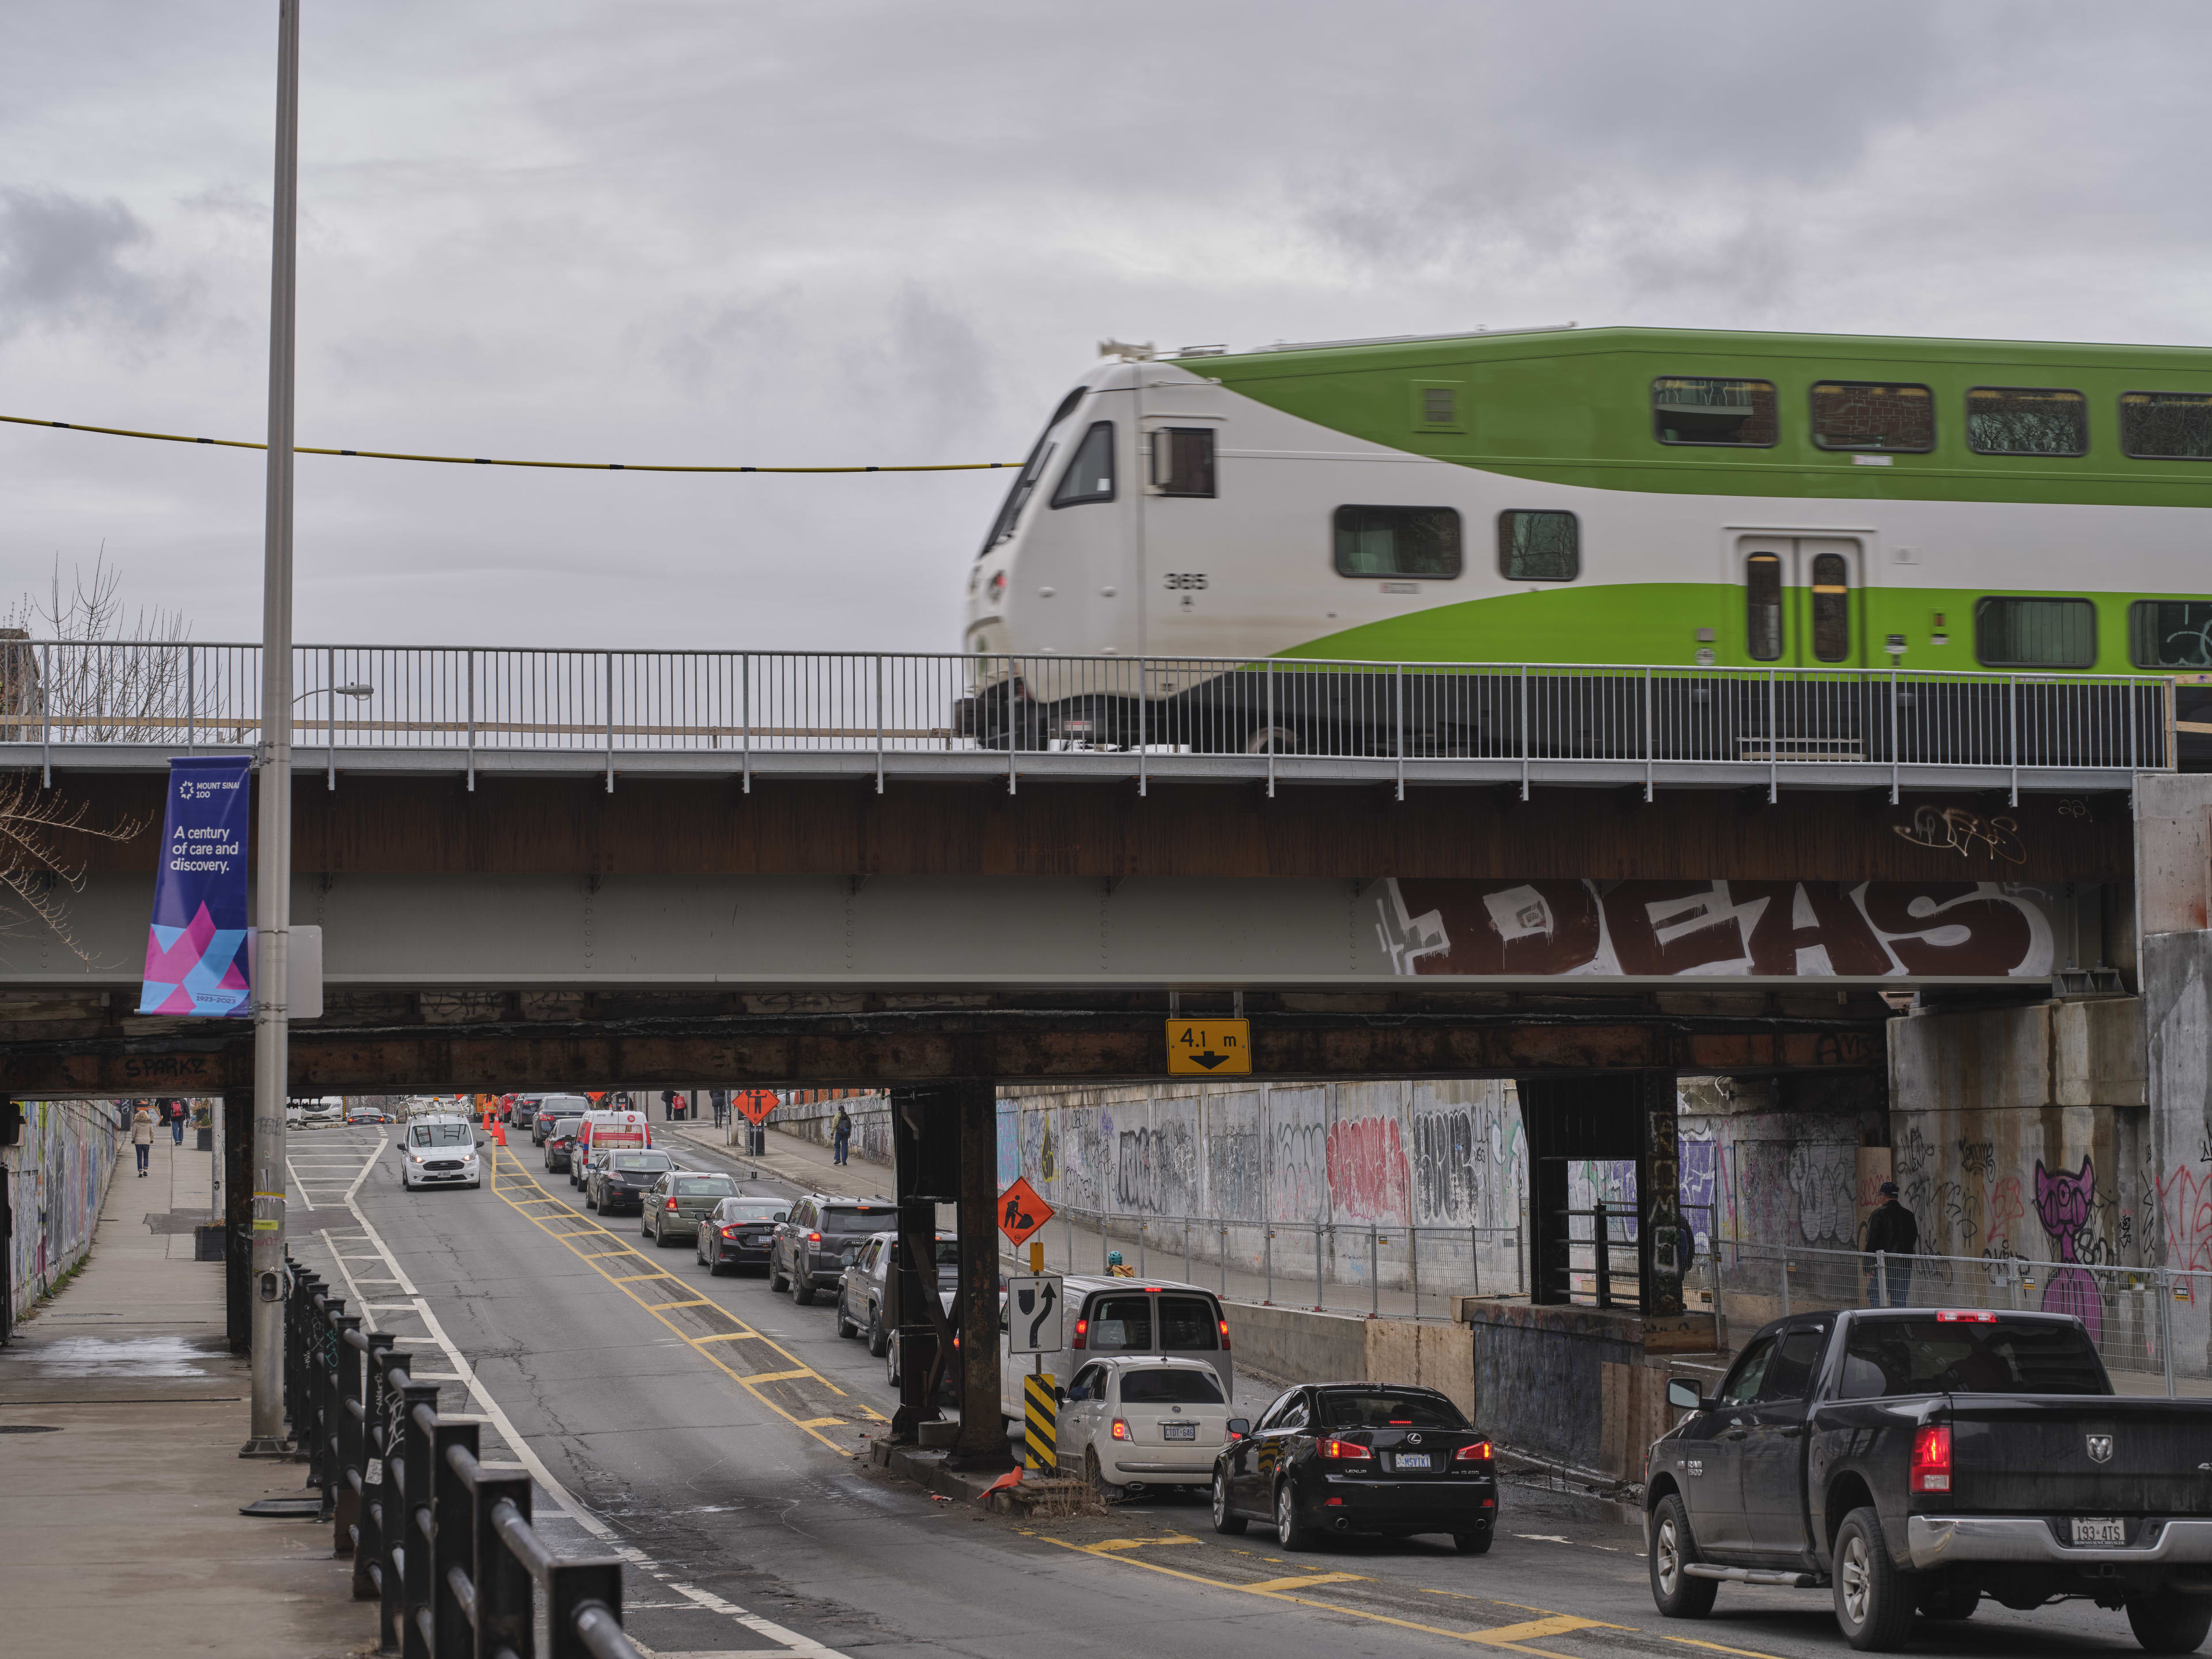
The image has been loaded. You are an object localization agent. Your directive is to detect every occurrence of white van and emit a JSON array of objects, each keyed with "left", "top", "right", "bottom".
[
  {"left": 397, "top": 1114, "right": 482, "bottom": 1191},
  {"left": 569, "top": 1108, "right": 653, "bottom": 1188},
  {"left": 998, "top": 1274, "right": 1233, "bottom": 1427}
]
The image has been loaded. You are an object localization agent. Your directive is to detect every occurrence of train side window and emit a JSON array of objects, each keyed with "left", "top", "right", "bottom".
[
  {"left": 1746, "top": 553, "right": 1784, "bottom": 661},
  {"left": 1334, "top": 506, "right": 1463, "bottom": 578},
  {"left": 1050, "top": 422, "right": 1116, "bottom": 507},
  {"left": 1810, "top": 381, "right": 1935, "bottom": 452},
  {"left": 1967, "top": 387, "right": 2088, "bottom": 456},
  {"left": 2129, "top": 600, "right": 2212, "bottom": 669},
  {"left": 1976, "top": 597, "right": 2097, "bottom": 669},
  {"left": 1810, "top": 551, "right": 1850, "bottom": 663},
  {"left": 2120, "top": 392, "right": 2212, "bottom": 460},
  {"left": 1497, "top": 510, "right": 1578, "bottom": 581},
  {"left": 1652, "top": 377, "right": 1777, "bottom": 446},
  {"left": 1150, "top": 428, "right": 1216, "bottom": 497}
]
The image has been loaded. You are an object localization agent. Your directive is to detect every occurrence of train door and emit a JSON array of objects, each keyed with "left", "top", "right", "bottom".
[{"left": 1737, "top": 536, "right": 1864, "bottom": 668}]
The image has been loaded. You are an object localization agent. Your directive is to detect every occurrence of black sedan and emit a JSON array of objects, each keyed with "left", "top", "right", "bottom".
[
  {"left": 542, "top": 1118, "right": 585, "bottom": 1173},
  {"left": 696, "top": 1196, "right": 791, "bottom": 1274},
  {"left": 587, "top": 1149, "right": 675, "bottom": 1214},
  {"left": 1211, "top": 1383, "right": 1497, "bottom": 1554}
]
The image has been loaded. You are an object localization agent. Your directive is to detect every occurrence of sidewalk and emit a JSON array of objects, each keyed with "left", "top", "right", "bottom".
[{"left": 0, "top": 1130, "right": 368, "bottom": 1658}]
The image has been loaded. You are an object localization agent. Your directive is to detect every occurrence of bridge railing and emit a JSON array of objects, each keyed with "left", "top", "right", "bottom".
[
  {"left": 0, "top": 640, "right": 2173, "bottom": 781},
  {"left": 283, "top": 1257, "right": 641, "bottom": 1659}
]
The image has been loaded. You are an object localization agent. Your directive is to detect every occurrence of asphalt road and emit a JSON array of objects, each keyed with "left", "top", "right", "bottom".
[{"left": 283, "top": 1123, "right": 2159, "bottom": 1659}]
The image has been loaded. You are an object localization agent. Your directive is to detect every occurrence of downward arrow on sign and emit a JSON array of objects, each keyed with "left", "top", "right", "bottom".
[{"left": 1190, "top": 1051, "right": 1230, "bottom": 1070}]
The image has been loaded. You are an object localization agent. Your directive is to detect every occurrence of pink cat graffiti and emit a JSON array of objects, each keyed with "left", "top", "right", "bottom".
[{"left": 2035, "top": 1156, "right": 2102, "bottom": 1348}]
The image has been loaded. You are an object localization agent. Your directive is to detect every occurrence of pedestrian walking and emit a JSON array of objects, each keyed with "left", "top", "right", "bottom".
[
  {"left": 832, "top": 1103, "right": 853, "bottom": 1166},
  {"left": 131, "top": 1105, "right": 154, "bottom": 1177},
  {"left": 168, "top": 1099, "right": 185, "bottom": 1146},
  {"left": 1863, "top": 1180, "right": 1920, "bottom": 1308},
  {"left": 711, "top": 1089, "right": 728, "bottom": 1130},
  {"left": 661, "top": 1089, "right": 680, "bottom": 1122}
]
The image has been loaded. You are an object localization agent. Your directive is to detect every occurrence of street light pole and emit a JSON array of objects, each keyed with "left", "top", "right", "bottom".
[{"left": 243, "top": 0, "right": 299, "bottom": 1457}]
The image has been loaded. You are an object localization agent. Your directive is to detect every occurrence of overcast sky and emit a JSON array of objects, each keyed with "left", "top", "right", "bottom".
[{"left": 3, "top": 1, "right": 2209, "bottom": 650}]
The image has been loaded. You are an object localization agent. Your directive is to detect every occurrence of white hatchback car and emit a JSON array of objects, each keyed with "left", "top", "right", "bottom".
[
  {"left": 397, "top": 1115, "right": 482, "bottom": 1191},
  {"left": 1057, "top": 1355, "right": 1243, "bottom": 1499}
]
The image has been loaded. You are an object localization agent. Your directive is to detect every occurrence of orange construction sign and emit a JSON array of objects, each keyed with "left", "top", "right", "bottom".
[
  {"left": 734, "top": 1089, "right": 779, "bottom": 1126},
  {"left": 998, "top": 1177, "right": 1054, "bottom": 1247}
]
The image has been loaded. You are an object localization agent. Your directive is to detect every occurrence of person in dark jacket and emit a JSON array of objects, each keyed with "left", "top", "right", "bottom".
[
  {"left": 831, "top": 1104, "right": 852, "bottom": 1166},
  {"left": 1863, "top": 1181, "right": 1920, "bottom": 1308}
]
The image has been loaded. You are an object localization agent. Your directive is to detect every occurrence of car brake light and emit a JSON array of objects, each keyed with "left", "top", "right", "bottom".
[
  {"left": 1936, "top": 1311, "right": 1998, "bottom": 1323},
  {"left": 1318, "top": 1438, "right": 1372, "bottom": 1461},
  {"left": 1455, "top": 1441, "right": 1494, "bottom": 1463},
  {"left": 808, "top": 1231, "right": 821, "bottom": 1245},
  {"left": 1111, "top": 1418, "right": 1131, "bottom": 1441},
  {"left": 666, "top": 1198, "right": 679, "bottom": 1210},
  {"left": 722, "top": 1226, "right": 739, "bottom": 1238},
  {"left": 1071, "top": 1317, "right": 1087, "bottom": 1350},
  {"left": 1219, "top": 1318, "right": 1232, "bottom": 1350},
  {"left": 1911, "top": 1425, "right": 1952, "bottom": 1493}
]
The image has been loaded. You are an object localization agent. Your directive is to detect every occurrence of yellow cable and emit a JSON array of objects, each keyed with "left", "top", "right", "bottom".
[{"left": 0, "top": 412, "right": 1016, "bottom": 474}]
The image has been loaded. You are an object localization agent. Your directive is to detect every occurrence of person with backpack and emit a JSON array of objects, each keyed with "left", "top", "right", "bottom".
[
  {"left": 1863, "top": 1180, "right": 1920, "bottom": 1308},
  {"left": 131, "top": 1105, "right": 154, "bottom": 1177},
  {"left": 831, "top": 1104, "right": 853, "bottom": 1166}
]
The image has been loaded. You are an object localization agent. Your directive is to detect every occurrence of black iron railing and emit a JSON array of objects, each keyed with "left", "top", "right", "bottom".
[{"left": 284, "top": 1256, "right": 640, "bottom": 1658}]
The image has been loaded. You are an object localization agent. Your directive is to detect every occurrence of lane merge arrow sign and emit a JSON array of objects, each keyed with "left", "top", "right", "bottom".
[
  {"left": 1006, "top": 1274, "right": 1063, "bottom": 1355},
  {"left": 1166, "top": 1017, "right": 1252, "bottom": 1076}
]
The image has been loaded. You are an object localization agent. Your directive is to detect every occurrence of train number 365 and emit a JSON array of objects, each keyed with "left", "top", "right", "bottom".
[{"left": 1164, "top": 573, "right": 1209, "bottom": 590}]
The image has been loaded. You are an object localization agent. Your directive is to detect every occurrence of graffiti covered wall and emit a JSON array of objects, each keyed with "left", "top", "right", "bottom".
[{"left": 5, "top": 1100, "right": 123, "bottom": 1324}]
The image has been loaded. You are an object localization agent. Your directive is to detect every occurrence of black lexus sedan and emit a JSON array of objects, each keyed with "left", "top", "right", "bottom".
[
  {"left": 697, "top": 1196, "right": 792, "bottom": 1273},
  {"left": 1210, "top": 1382, "right": 1497, "bottom": 1553}
]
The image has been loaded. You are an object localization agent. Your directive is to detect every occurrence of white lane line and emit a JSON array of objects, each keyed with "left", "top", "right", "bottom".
[{"left": 332, "top": 1141, "right": 853, "bottom": 1659}]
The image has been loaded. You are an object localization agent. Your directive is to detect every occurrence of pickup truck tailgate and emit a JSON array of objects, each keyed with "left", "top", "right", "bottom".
[{"left": 1950, "top": 1395, "right": 2212, "bottom": 1514}]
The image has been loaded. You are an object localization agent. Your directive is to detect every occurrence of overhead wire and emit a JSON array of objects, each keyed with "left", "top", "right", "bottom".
[{"left": 0, "top": 412, "right": 1018, "bottom": 475}]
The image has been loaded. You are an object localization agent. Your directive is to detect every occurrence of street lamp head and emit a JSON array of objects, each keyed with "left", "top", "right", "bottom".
[{"left": 295, "top": 683, "right": 373, "bottom": 702}]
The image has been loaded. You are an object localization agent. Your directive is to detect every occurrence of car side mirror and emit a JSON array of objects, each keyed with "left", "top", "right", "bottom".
[
  {"left": 1055, "top": 1386, "right": 1068, "bottom": 1403},
  {"left": 1667, "top": 1378, "right": 1709, "bottom": 1412},
  {"left": 1226, "top": 1418, "right": 1251, "bottom": 1440}
]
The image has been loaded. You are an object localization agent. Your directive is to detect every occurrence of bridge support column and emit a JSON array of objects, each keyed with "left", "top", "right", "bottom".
[
  {"left": 946, "top": 1077, "right": 1008, "bottom": 1471},
  {"left": 223, "top": 1088, "right": 254, "bottom": 1354},
  {"left": 888, "top": 1086, "right": 953, "bottom": 1441},
  {"left": 1637, "top": 1070, "right": 1687, "bottom": 1319}
]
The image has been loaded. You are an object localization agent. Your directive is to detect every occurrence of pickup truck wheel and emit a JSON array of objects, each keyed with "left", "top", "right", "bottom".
[
  {"left": 1648, "top": 1495, "right": 1717, "bottom": 1618},
  {"left": 768, "top": 1260, "right": 787, "bottom": 1293},
  {"left": 867, "top": 1308, "right": 888, "bottom": 1357},
  {"left": 2127, "top": 1589, "right": 2212, "bottom": 1654},
  {"left": 1834, "top": 1506, "right": 1914, "bottom": 1652},
  {"left": 836, "top": 1303, "right": 858, "bottom": 1339},
  {"left": 791, "top": 1273, "right": 815, "bottom": 1306}
]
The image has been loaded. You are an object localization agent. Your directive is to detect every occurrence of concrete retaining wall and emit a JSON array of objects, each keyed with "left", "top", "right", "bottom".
[
  {"left": 1221, "top": 1303, "right": 1476, "bottom": 1423},
  {"left": 4, "top": 1100, "right": 123, "bottom": 1326}
]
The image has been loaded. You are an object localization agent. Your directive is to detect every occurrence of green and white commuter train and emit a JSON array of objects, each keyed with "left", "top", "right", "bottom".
[{"left": 961, "top": 324, "right": 2212, "bottom": 756}]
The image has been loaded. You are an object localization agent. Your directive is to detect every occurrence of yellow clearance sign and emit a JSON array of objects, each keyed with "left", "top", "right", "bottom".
[{"left": 1166, "top": 1018, "right": 1252, "bottom": 1075}]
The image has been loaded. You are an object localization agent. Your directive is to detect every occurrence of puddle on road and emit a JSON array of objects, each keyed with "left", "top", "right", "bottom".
[{"left": 17, "top": 1336, "right": 214, "bottom": 1378}]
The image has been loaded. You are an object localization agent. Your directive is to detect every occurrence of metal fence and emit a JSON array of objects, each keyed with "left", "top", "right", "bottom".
[
  {"left": 284, "top": 1259, "right": 642, "bottom": 1659},
  {"left": 0, "top": 639, "right": 2173, "bottom": 788},
  {"left": 1691, "top": 1241, "right": 2212, "bottom": 1395}
]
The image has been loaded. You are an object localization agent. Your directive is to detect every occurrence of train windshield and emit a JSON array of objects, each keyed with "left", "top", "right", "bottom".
[{"left": 980, "top": 387, "right": 1088, "bottom": 555}]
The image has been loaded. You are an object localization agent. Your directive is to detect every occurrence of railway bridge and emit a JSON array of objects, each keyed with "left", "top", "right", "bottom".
[{"left": 0, "top": 642, "right": 2190, "bottom": 1461}]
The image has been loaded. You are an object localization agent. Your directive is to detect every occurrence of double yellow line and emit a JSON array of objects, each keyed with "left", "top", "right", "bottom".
[{"left": 488, "top": 1147, "right": 883, "bottom": 1453}]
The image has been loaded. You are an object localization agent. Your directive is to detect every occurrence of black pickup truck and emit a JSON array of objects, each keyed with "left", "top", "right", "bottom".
[{"left": 1645, "top": 1308, "right": 2212, "bottom": 1653}]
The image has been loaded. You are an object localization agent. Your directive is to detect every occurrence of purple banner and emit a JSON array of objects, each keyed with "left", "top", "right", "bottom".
[{"left": 138, "top": 757, "right": 252, "bottom": 1017}]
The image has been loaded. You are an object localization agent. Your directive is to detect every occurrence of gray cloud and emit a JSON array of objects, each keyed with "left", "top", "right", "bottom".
[
  {"left": 2, "top": 1, "right": 2211, "bottom": 649},
  {"left": 0, "top": 187, "right": 176, "bottom": 339}
]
